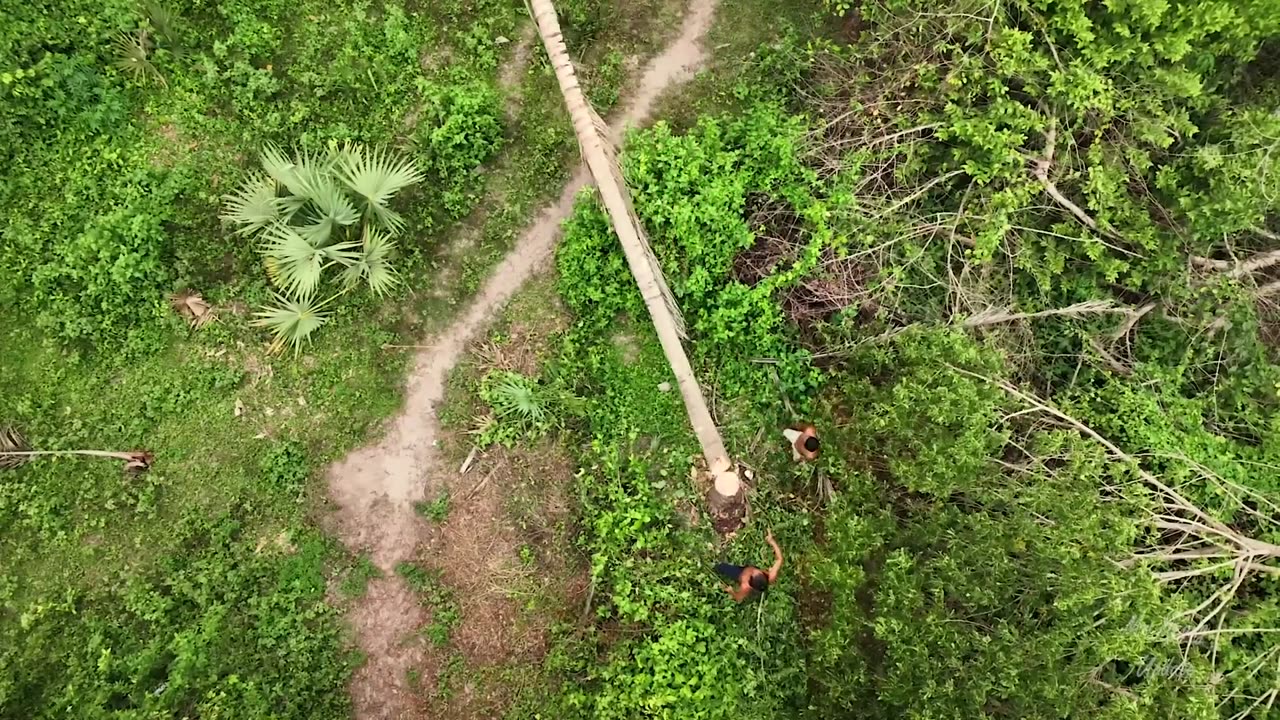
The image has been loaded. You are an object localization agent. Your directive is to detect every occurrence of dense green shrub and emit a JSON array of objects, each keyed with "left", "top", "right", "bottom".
[
  {"left": 31, "top": 205, "right": 173, "bottom": 342},
  {"left": 807, "top": 331, "right": 1206, "bottom": 719},
  {"left": 415, "top": 79, "right": 505, "bottom": 219},
  {"left": 0, "top": 514, "right": 352, "bottom": 719},
  {"left": 540, "top": 0, "right": 1280, "bottom": 708},
  {"left": 558, "top": 109, "right": 826, "bottom": 406},
  {"left": 2, "top": 0, "right": 517, "bottom": 351}
]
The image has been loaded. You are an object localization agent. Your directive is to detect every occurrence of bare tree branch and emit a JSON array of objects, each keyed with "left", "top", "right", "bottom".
[
  {"left": 962, "top": 299, "right": 1125, "bottom": 327},
  {"left": 1030, "top": 119, "right": 1116, "bottom": 241},
  {"left": 1191, "top": 227, "right": 1280, "bottom": 277}
]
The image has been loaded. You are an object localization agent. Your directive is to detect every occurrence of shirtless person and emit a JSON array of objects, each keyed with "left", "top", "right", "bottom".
[
  {"left": 782, "top": 423, "right": 820, "bottom": 461},
  {"left": 715, "top": 529, "right": 784, "bottom": 602}
]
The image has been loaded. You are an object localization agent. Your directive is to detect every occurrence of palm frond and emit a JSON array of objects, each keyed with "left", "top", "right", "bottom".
[
  {"left": 320, "top": 238, "right": 361, "bottom": 266},
  {"left": 297, "top": 172, "right": 360, "bottom": 234},
  {"left": 294, "top": 145, "right": 339, "bottom": 193},
  {"left": 252, "top": 292, "right": 334, "bottom": 354},
  {"left": 279, "top": 194, "right": 307, "bottom": 222},
  {"left": 0, "top": 427, "right": 30, "bottom": 470},
  {"left": 486, "top": 372, "right": 549, "bottom": 425},
  {"left": 261, "top": 223, "right": 327, "bottom": 297},
  {"left": 113, "top": 30, "right": 165, "bottom": 87},
  {"left": 298, "top": 220, "right": 336, "bottom": 247},
  {"left": 141, "top": 0, "right": 181, "bottom": 51},
  {"left": 169, "top": 290, "right": 215, "bottom": 329},
  {"left": 334, "top": 145, "right": 424, "bottom": 233},
  {"left": 260, "top": 143, "right": 304, "bottom": 196},
  {"left": 339, "top": 225, "right": 401, "bottom": 296},
  {"left": 220, "top": 172, "right": 281, "bottom": 235}
]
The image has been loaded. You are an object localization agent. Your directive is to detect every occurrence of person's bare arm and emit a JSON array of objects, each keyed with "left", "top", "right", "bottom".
[
  {"left": 722, "top": 578, "right": 751, "bottom": 602},
  {"left": 766, "top": 529, "right": 784, "bottom": 583},
  {"left": 720, "top": 574, "right": 754, "bottom": 602}
]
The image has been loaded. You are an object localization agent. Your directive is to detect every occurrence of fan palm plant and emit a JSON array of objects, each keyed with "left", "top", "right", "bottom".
[
  {"left": 113, "top": 29, "right": 165, "bottom": 87},
  {"left": 221, "top": 142, "right": 422, "bottom": 352}
]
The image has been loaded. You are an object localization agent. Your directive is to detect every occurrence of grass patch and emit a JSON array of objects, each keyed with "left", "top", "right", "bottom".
[
  {"left": 340, "top": 554, "right": 384, "bottom": 599},
  {"left": 396, "top": 561, "right": 462, "bottom": 647},
  {"left": 415, "top": 493, "right": 452, "bottom": 522}
]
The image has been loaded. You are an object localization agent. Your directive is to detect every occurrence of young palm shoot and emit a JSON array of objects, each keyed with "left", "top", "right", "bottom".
[
  {"left": 488, "top": 372, "right": 550, "bottom": 426},
  {"left": 297, "top": 173, "right": 360, "bottom": 246}
]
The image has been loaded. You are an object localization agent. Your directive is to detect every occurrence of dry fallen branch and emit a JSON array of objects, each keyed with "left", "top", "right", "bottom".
[
  {"left": 1191, "top": 227, "right": 1280, "bottom": 278},
  {"left": 1193, "top": 248, "right": 1280, "bottom": 278},
  {"left": 1087, "top": 337, "right": 1134, "bottom": 376},
  {"left": 962, "top": 299, "right": 1125, "bottom": 327},
  {"left": 1031, "top": 120, "right": 1100, "bottom": 232},
  {"left": 1029, "top": 119, "right": 1134, "bottom": 251},
  {"left": 1, "top": 426, "right": 155, "bottom": 474},
  {"left": 1257, "top": 279, "right": 1280, "bottom": 298}
]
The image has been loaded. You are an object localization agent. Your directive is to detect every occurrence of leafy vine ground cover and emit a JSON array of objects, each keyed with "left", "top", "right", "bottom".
[
  {"left": 479, "top": 1, "right": 1280, "bottom": 718},
  {"left": 6, "top": 0, "right": 1280, "bottom": 718},
  {"left": 0, "top": 0, "right": 686, "bottom": 715}
]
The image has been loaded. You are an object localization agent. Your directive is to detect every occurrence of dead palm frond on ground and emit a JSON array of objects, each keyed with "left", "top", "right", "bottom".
[{"left": 0, "top": 427, "right": 154, "bottom": 474}]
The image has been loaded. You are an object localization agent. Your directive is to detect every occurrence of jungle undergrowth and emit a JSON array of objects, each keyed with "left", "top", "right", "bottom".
[{"left": 0, "top": 0, "right": 697, "bottom": 715}]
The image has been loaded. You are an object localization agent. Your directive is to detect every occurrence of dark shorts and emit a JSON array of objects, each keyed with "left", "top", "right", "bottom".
[{"left": 714, "top": 563, "right": 746, "bottom": 581}]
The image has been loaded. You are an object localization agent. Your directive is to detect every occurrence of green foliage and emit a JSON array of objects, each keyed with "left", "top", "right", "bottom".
[
  {"left": 260, "top": 440, "right": 309, "bottom": 496},
  {"left": 395, "top": 562, "right": 460, "bottom": 646},
  {"left": 414, "top": 80, "right": 505, "bottom": 220},
  {"left": 586, "top": 49, "right": 626, "bottom": 112},
  {"left": 339, "top": 554, "right": 382, "bottom": 598},
  {"left": 415, "top": 493, "right": 451, "bottom": 523},
  {"left": 807, "top": 331, "right": 1204, "bottom": 719},
  {"left": 0, "top": 0, "right": 587, "bottom": 714},
  {"left": 557, "top": 108, "right": 826, "bottom": 407},
  {"left": 547, "top": 444, "right": 800, "bottom": 720},
  {"left": 537, "top": 0, "right": 1280, "bottom": 706},
  {"left": 475, "top": 370, "right": 572, "bottom": 447},
  {"left": 31, "top": 204, "right": 172, "bottom": 344},
  {"left": 0, "top": 514, "right": 353, "bottom": 718},
  {"left": 252, "top": 292, "right": 335, "bottom": 354},
  {"left": 834, "top": 0, "right": 1280, "bottom": 311}
]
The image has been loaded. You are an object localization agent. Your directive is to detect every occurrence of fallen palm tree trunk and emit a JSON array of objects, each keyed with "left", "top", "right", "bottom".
[{"left": 528, "top": 0, "right": 743, "bottom": 527}]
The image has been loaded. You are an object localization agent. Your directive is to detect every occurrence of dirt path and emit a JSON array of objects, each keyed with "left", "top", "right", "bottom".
[{"left": 325, "top": 1, "right": 720, "bottom": 718}]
